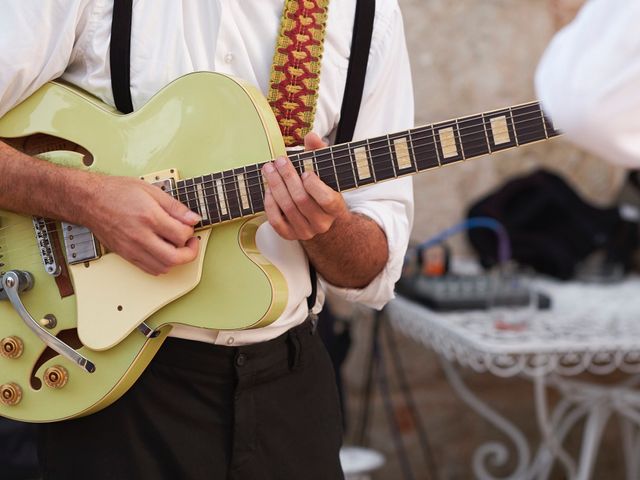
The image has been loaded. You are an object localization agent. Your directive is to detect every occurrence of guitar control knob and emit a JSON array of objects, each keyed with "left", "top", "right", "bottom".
[
  {"left": 1, "top": 337, "right": 24, "bottom": 359},
  {"left": 44, "top": 366, "right": 69, "bottom": 389},
  {"left": 0, "top": 383, "right": 22, "bottom": 406}
]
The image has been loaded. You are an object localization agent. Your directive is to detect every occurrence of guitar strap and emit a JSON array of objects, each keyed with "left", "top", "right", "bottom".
[
  {"left": 267, "top": 0, "right": 330, "bottom": 148},
  {"left": 109, "top": 0, "right": 375, "bottom": 315}
]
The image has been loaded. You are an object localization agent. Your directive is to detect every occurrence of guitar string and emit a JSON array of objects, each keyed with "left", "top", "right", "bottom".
[
  {"left": 163, "top": 115, "right": 552, "bottom": 201},
  {"left": 0, "top": 116, "right": 554, "bottom": 248},
  {"left": 165, "top": 109, "right": 552, "bottom": 197},
  {"left": 0, "top": 112, "right": 554, "bottom": 239},
  {"left": 166, "top": 115, "right": 554, "bottom": 204},
  {"left": 0, "top": 137, "right": 556, "bottom": 264},
  {"left": 0, "top": 113, "right": 552, "bottom": 240},
  {"left": 4, "top": 105, "right": 551, "bottom": 212},
  {"left": 5, "top": 109, "right": 551, "bottom": 229}
]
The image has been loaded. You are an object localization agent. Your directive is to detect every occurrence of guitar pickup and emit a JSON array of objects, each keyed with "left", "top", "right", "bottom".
[{"left": 62, "top": 223, "right": 101, "bottom": 265}]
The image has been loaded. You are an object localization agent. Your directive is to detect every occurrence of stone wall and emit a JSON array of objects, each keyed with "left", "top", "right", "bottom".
[{"left": 402, "top": 0, "right": 625, "bottom": 253}]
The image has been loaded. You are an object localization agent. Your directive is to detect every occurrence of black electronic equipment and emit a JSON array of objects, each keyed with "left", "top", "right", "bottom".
[{"left": 396, "top": 274, "right": 551, "bottom": 312}]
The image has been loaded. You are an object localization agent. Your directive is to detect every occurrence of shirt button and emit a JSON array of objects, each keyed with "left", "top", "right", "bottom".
[
  {"left": 224, "top": 52, "right": 234, "bottom": 64},
  {"left": 226, "top": 337, "right": 234, "bottom": 345},
  {"left": 236, "top": 354, "right": 246, "bottom": 367}
]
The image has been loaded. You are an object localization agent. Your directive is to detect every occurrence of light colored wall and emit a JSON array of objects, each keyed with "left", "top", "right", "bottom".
[
  {"left": 345, "top": 2, "right": 630, "bottom": 478},
  {"left": 402, "top": 0, "right": 625, "bottom": 253}
]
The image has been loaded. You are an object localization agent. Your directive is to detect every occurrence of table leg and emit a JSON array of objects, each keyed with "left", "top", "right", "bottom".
[
  {"left": 439, "top": 357, "right": 532, "bottom": 480},
  {"left": 530, "top": 400, "right": 591, "bottom": 480},
  {"left": 619, "top": 416, "right": 640, "bottom": 480},
  {"left": 574, "top": 402, "right": 610, "bottom": 480},
  {"left": 532, "top": 373, "right": 578, "bottom": 478}
]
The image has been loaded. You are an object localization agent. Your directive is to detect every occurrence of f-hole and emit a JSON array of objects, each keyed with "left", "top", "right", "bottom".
[{"left": 1, "top": 133, "right": 94, "bottom": 167}]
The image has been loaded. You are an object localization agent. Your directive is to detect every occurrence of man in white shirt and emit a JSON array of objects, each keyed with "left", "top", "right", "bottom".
[
  {"left": 536, "top": 0, "right": 640, "bottom": 168},
  {"left": 0, "top": 1, "right": 414, "bottom": 479}
]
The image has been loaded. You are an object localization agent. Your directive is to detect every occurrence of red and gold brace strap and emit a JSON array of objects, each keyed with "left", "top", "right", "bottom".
[{"left": 268, "top": 0, "right": 330, "bottom": 147}]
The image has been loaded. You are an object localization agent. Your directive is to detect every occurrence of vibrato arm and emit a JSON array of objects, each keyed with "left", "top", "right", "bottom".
[{"left": 1, "top": 271, "right": 96, "bottom": 373}]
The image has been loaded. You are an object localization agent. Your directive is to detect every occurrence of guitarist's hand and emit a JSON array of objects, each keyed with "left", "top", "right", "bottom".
[
  {"left": 262, "top": 132, "right": 389, "bottom": 289},
  {"left": 262, "top": 133, "right": 350, "bottom": 241},
  {"left": 82, "top": 175, "right": 201, "bottom": 275}
]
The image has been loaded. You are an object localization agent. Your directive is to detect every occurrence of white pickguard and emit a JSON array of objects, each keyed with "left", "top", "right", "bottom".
[{"left": 72, "top": 230, "right": 211, "bottom": 351}]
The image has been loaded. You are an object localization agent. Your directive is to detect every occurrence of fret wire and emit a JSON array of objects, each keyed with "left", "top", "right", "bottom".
[
  {"left": 207, "top": 173, "right": 220, "bottom": 225},
  {"left": 454, "top": 118, "right": 466, "bottom": 160},
  {"left": 366, "top": 138, "right": 377, "bottom": 183},
  {"left": 328, "top": 145, "right": 340, "bottom": 191},
  {"left": 508, "top": 107, "right": 520, "bottom": 147},
  {"left": 332, "top": 143, "right": 358, "bottom": 190},
  {"left": 258, "top": 166, "right": 266, "bottom": 198},
  {"left": 430, "top": 126, "right": 442, "bottom": 166},
  {"left": 249, "top": 162, "right": 265, "bottom": 212},
  {"left": 481, "top": 113, "right": 493, "bottom": 154},
  {"left": 386, "top": 134, "right": 398, "bottom": 177},
  {"left": 540, "top": 109, "right": 550, "bottom": 139},
  {"left": 224, "top": 172, "right": 236, "bottom": 218},
  {"left": 186, "top": 178, "right": 201, "bottom": 220},
  {"left": 290, "top": 153, "right": 302, "bottom": 176},
  {"left": 409, "top": 125, "right": 439, "bottom": 170},
  {"left": 210, "top": 174, "right": 223, "bottom": 223},
  {"left": 243, "top": 165, "right": 255, "bottom": 214},
  {"left": 513, "top": 104, "right": 548, "bottom": 145},
  {"left": 227, "top": 167, "right": 245, "bottom": 216},
  {"left": 346, "top": 144, "right": 359, "bottom": 188},
  {"left": 408, "top": 131, "right": 419, "bottom": 173},
  {"left": 199, "top": 177, "right": 212, "bottom": 223}
]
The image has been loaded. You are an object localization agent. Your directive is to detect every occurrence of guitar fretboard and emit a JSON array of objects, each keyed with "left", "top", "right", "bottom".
[{"left": 171, "top": 101, "right": 559, "bottom": 228}]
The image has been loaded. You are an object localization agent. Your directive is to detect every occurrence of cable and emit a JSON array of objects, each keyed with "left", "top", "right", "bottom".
[{"left": 417, "top": 217, "right": 511, "bottom": 265}]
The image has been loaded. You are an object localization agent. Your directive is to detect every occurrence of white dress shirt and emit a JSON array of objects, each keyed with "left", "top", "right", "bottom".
[
  {"left": 535, "top": 0, "right": 640, "bottom": 168},
  {"left": 0, "top": 0, "right": 414, "bottom": 345}
]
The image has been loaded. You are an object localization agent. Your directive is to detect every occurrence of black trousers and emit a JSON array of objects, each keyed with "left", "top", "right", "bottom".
[{"left": 39, "top": 321, "right": 345, "bottom": 480}]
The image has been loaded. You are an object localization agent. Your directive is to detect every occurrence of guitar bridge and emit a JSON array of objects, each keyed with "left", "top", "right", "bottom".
[{"left": 32, "top": 217, "right": 61, "bottom": 276}]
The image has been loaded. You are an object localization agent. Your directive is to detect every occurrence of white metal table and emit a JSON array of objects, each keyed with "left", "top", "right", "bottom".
[{"left": 386, "top": 277, "right": 640, "bottom": 480}]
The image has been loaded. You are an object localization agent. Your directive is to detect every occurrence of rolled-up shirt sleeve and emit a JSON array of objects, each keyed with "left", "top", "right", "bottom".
[
  {"left": 535, "top": 0, "right": 640, "bottom": 168},
  {"left": 322, "top": 2, "right": 414, "bottom": 310},
  {"left": 0, "top": 0, "right": 94, "bottom": 117}
]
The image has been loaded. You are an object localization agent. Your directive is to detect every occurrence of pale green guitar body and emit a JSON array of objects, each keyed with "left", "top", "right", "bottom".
[{"left": 0, "top": 73, "right": 288, "bottom": 422}]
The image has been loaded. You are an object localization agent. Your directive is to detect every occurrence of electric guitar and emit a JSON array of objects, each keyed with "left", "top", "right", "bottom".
[{"left": 0, "top": 72, "right": 559, "bottom": 422}]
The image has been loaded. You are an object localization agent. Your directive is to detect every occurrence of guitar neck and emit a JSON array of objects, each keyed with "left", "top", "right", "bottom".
[{"left": 173, "top": 101, "right": 559, "bottom": 228}]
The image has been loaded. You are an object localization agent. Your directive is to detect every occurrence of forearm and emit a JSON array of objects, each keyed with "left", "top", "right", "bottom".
[
  {"left": 0, "top": 140, "right": 200, "bottom": 275},
  {"left": 0, "top": 140, "right": 94, "bottom": 222},
  {"left": 302, "top": 212, "right": 388, "bottom": 289}
]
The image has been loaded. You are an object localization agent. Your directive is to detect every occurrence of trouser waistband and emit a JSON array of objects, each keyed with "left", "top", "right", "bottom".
[{"left": 154, "top": 318, "right": 319, "bottom": 377}]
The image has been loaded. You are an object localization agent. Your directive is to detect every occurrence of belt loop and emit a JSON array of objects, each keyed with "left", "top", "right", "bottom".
[{"left": 287, "top": 328, "right": 302, "bottom": 371}]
